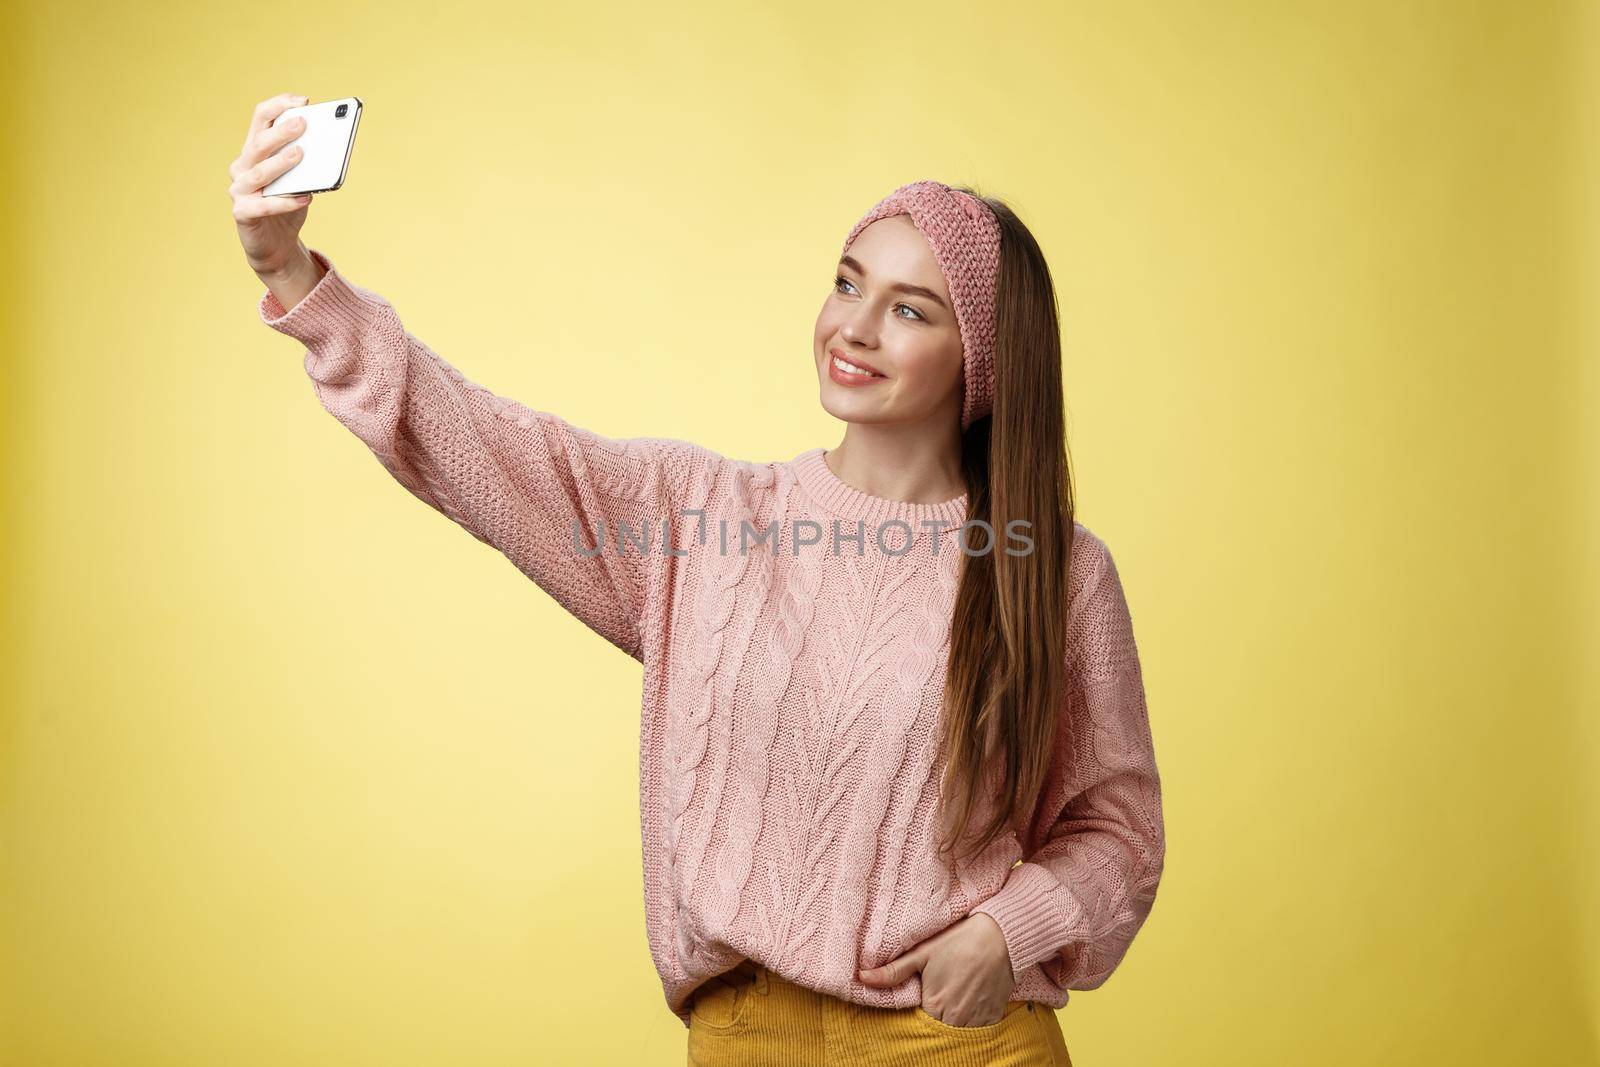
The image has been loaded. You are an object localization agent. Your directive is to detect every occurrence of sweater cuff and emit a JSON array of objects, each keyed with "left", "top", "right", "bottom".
[
  {"left": 967, "top": 861, "right": 1080, "bottom": 978},
  {"left": 258, "top": 247, "right": 384, "bottom": 344}
]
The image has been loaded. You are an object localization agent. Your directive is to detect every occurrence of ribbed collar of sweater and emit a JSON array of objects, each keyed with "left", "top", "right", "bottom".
[{"left": 787, "top": 447, "right": 970, "bottom": 529}]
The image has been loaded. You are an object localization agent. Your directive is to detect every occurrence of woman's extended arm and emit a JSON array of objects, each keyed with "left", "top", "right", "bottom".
[
  {"left": 964, "top": 530, "right": 1167, "bottom": 987},
  {"left": 259, "top": 246, "right": 717, "bottom": 661}
]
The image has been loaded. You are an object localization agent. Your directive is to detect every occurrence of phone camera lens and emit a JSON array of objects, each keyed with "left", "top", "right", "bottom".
[{"left": 335, "top": 103, "right": 349, "bottom": 118}]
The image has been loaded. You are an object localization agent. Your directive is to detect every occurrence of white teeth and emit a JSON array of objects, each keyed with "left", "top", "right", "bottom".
[{"left": 833, "top": 355, "right": 879, "bottom": 377}]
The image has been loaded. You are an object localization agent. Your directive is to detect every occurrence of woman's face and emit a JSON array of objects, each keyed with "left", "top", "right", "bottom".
[{"left": 813, "top": 215, "right": 964, "bottom": 427}]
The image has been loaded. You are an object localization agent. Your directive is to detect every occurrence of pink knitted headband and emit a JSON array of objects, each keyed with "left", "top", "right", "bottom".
[{"left": 840, "top": 180, "right": 1002, "bottom": 430}]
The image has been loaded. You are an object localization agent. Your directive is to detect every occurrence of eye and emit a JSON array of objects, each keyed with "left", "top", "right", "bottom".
[{"left": 834, "top": 275, "right": 926, "bottom": 322}]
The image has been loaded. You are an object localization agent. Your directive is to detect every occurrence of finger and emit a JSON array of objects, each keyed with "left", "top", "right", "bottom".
[
  {"left": 233, "top": 192, "right": 312, "bottom": 221},
  {"left": 233, "top": 138, "right": 307, "bottom": 198},
  {"left": 857, "top": 964, "right": 884, "bottom": 984},
  {"left": 865, "top": 968, "right": 903, "bottom": 986},
  {"left": 243, "top": 93, "right": 309, "bottom": 151},
  {"left": 858, "top": 953, "right": 915, "bottom": 985},
  {"left": 235, "top": 111, "right": 308, "bottom": 180},
  {"left": 244, "top": 111, "right": 308, "bottom": 172}
]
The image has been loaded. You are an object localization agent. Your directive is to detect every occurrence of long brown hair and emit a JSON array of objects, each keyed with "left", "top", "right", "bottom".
[{"left": 936, "top": 187, "right": 1077, "bottom": 865}]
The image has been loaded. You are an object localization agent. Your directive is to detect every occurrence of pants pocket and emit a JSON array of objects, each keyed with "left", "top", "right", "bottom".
[
  {"left": 911, "top": 999, "right": 1030, "bottom": 1036},
  {"left": 687, "top": 960, "right": 761, "bottom": 1033},
  {"left": 854, "top": 1000, "right": 1059, "bottom": 1066}
]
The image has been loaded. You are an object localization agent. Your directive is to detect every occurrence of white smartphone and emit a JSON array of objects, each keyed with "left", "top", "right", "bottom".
[{"left": 262, "top": 96, "right": 364, "bottom": 197}]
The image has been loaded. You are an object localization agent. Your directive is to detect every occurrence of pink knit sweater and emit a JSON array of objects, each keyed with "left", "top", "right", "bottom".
[{"left": 259, "top": 248, "right": 1166, "bottom": 1027}]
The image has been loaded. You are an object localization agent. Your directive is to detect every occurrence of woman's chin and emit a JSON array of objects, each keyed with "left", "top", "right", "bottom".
[{"left": 819, "top": 387, "right": 880, "bottom": 422}]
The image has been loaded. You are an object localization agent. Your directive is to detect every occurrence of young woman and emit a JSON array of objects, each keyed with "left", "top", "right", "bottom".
[{"left": 231, "top": 93, "right": 1165, "bottom": 1067}]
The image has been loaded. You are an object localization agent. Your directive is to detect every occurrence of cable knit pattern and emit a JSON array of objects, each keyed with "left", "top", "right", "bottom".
[{"left": 258, "top": 248, "right": 1165, "bottom": 1028}]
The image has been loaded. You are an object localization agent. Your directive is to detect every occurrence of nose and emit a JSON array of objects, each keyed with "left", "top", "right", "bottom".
[{"left": 840, "top": 310, "right": 875, "bottom": 347}]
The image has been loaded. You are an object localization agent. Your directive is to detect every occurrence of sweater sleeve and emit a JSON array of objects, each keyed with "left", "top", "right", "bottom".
[
  {"left": 965, "top": 531, "right": 1166, "bottom": 988},
  {"left": 258, "top": 247, "right": 716, "bottom": 662}
]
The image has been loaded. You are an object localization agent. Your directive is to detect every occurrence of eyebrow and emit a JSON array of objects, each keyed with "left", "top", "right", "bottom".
[{"left": 837, "top": 255, "right": 950, "bottom": 312}]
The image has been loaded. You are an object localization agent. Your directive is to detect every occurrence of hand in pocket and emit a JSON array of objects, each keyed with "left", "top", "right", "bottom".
[{"left": 858, "top": 913, "right": 1018, "bottom": 1027}]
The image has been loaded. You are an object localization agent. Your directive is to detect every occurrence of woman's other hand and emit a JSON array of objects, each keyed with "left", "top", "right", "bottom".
[
  {"left": 229, "top": 93, "right": 320, "bottom": 296},
  {"left": 857, "top": 912, "right": 1018, "bottom": 1027}
]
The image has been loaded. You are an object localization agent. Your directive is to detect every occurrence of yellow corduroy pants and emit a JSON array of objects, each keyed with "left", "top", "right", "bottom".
[{"left": 686, "top": 959, "right": 1074, "bottom": 1066}]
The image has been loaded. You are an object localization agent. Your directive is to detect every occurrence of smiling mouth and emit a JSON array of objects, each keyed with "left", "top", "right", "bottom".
[{"left": 831, "top": 353, "right": 887, "bottom": 379}]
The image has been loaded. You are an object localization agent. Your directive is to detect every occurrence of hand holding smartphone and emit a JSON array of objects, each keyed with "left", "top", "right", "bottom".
[
  {"left": 230, "top": 92, "right": 362, "bottom": 304},
  {"left": 261, "top": 96, "right": 364, "bottom": 197}
]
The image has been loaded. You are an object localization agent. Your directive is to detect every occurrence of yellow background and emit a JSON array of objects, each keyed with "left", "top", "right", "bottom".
[{"left": 3, "top": 1, "right": 1596, "bottom": 1064}]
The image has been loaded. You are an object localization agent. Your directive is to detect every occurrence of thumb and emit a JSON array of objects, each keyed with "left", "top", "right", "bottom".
[{"left": 858, "top": 948, "right": 924, "bottom": 987}]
